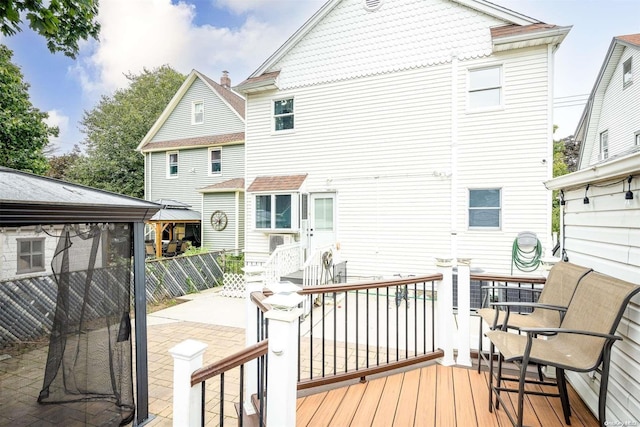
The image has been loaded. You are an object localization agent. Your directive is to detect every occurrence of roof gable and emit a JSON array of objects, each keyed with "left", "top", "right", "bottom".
[
  {"left": 237, "top": 0, "right": 547, "bottom": 92},
  {"left": 137, "top": 70, "right": 245, "bottom": 151},
  {"left": 576, "top": 34, "right": 640, "bottom": 168}
]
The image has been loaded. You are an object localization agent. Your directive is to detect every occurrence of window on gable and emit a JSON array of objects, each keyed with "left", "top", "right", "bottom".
[
  {"left": 274, "top": 98, "right": 294, "bottom": 131},
  {"left": 209, "top": 148, "right": 221, "bottom": 174},
  {"left": 623, "top": 58, "right": 633, "bottom": 87},
  {"left": 600, "top": 130, "right": 609, "bottom": 160},
  {"left": 255, "top": 194, "right": 296, "bottom": 230},
  {"left": 167, "top": 151, "right": 178, "bottom": 177},
  {"left": 469, "top": 189, "right": 501, "bottom": 229},
  {"left": 17, "top": 238, "right": 45, "bottom": 274},
  {"left": 193, "top": 101, "right": 204, "bottom": 124},
  {"left": 469, "top": 66, "right": 502, "bottom": 110}
]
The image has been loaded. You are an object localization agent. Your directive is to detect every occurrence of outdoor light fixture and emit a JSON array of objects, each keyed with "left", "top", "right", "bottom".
[
  {"left": 625, "top": 176, "right": 634, "bottom": 207},
  {"left": 560, "top": 190, "right": 566, "bottom": 206},
  {"left": 583, "top": 184, "right": 590, "bottom": 204}
]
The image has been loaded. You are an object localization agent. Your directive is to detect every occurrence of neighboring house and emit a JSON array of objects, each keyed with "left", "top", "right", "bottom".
[
  {"left": 546, "top": 34, "right": 639, "bottom": 425},
  {"left": 137, "top": 70, "right": 246, "bottom": 252},
  {"left": 236, "top": 0, "right": 570, "bottom": 277},
  {"left": 0, "top": 226, "right": 61, "bottom": 281}
]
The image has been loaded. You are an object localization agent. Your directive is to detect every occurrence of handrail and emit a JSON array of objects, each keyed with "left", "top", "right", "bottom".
[
  {"left": 250, "top": 290, "right": 271, "bottom": 313},
  {"left": 297, "top": 274, "right": 443, "bottom": 294},
  {"left": 191, "top": 340, "right": 269, "bottom": 387}
]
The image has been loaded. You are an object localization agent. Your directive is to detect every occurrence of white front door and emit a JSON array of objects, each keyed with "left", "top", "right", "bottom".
[{"left": 309, "top": 193, "right": 336, "bottom": 255}]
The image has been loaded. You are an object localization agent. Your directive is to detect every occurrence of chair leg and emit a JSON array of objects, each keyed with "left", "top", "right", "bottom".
[
  {"left": 599, "top": 346, "right": 615, "bottom": 427},
  {"left": 495, "top": 348, "right": 504, "bottom": 410},
  {"left": 517, "top": 353, "right": 531, "bottom": 427},
  {"left": 556, "top": 368, "right": 571, "bottom": 425},
  {"left": 489, "top": 341, "right": 495, "bottom": 412},
  {"left": 478, "top": 320, "right": 483, "bottom": 373}
]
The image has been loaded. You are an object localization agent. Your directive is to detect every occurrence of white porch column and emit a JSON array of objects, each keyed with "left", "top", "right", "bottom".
[
  {"left": 169, "top": 339, "right": 208, "bottom": 427},
  {"left": 436, "top": 258, "right": 456, "bottom": 366},
  {"left": 243, "top": 265, "right": 265, "bottom": 414},
  {"left": 263, "top": 292, "right": 305, "bottom": 427},
  {"left": 456, "top": 258, "right": 472, "bottom": 367}
]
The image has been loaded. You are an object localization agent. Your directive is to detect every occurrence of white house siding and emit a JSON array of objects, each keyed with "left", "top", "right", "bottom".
[
  {"left": 456, "top": 46, "right": 552, "bottom": 273},
  {"left": 202, "top": 192, "right": 240, "bottom": 251},
  {"left": 583, "top": 46, "right": 640, "bottom": 167},
  {"left": 146, "top": 144, "right": 244, "bottom": 208},
  {"left": 246, "top": 41, "right": 552, "bottom": 277},
  {"left": 150, "top": 79, "right": 244, "bottom": 142},
  {"left": 560, "top": 177, "right": 640, "bottom": 424}
]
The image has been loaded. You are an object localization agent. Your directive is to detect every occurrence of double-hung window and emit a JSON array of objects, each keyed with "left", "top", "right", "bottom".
[
  {"left": 209, "top": 148, "right": 221, "bottom": 174},
  {"left": 167, "top": 151, "right": 178, "bottom": 177},
  {"left": 274, "top": 98, "right": 294, "bottom": 131},
  {"left": 255, "top": 194, "right": 295, "bottom": 230},
  {"left": 193, "top": 101, "right": 204, "bottom": 124},
  {"left": 600, "top": 130, "right": 609, "bottom": 161},
  {"left": 469, "top": 189, "right": 501, "bottom": 229},
  {"left": 17, "top": 238, "right": 45, "bottom": 274},
  {"left": 469, "top": 66, "right": 502, "bottom": 110},
  {"left": 623, "top": 58, "right": 633, "bottom": 88}
]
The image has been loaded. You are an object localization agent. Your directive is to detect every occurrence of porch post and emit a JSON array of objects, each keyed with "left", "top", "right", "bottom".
[
  {"left": 243, "top": 265, "right": 265, "bottom": 415},
  {"left": 456, "top": 258, "right": 472, "bottom": 366},
  {"left": 436, "top": 258, "right": 455, "bottom": 366},
  {"left": 169, "top": 339, "right": 208, "bottom": 427}
]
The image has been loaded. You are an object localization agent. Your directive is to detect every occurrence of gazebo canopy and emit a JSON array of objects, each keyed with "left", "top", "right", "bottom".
[{"left": 0, "top": 167, "right": 160, "bottom": 226}]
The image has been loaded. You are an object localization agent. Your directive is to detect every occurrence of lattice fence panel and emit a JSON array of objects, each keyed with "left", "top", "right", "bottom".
[{"left": 220, "top": 273, "right": 245, "bottom": 298}]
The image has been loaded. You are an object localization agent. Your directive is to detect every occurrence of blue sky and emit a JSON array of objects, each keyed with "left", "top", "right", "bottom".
[{"left": 1, "top": 0, "right": 639, "bottom": 154}]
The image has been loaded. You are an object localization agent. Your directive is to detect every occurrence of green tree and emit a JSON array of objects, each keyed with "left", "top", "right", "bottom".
[
  {"left": 551, "top": 134, "right": 571, "bottom": 234},
  {"left": 68, "top": 66, "right": 185, "bottom": 198},
  {"left": 46, "top": 144, "right": 81, "bottom": 179},
  {"left": 0, "top": 44, "right": 58, "bottom": 174},
  {"left": 0, "top": 0, "right": 100, "bottom": 58}
]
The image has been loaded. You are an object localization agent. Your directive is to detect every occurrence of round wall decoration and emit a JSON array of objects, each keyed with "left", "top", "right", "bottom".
[{"left": 210, "top": 210, "right": 228, "bottom": 231}]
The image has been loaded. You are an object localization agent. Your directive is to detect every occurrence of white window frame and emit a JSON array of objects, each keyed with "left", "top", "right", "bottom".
[
  {"left": 599, "top": 130, "right": 609, "bottom": 161},
  {"left": 273, "top": 97, "right": 295, "bottom": 133},
  {"left": 623, "top": 58, "right": 633, "bottom": 88},
  {"left": 468, "top": 188, "right": 502, "bottom": 230},
  {"left": 208, "top": 147, "right": 222, "bottom": 175},
  {"left": 192, "top": 101, "right": 204, "bottom": 125},
  {"left": 17, "top": 237, "right": 46, "bottom": 274},
  {"left": 167, "top": 151, "right": 179, "bottom": 178},
  {"left": 254, "top": 193, "right": 299, "bottom": 232},
  {"left": 468, "top": 65, "right": 503, "bottom": 111},
  {"left": 634, "top": 130, "right": 640, "bottom": 146}
]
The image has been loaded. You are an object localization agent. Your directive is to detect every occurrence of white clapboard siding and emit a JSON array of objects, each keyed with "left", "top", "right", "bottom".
[
  {"left": 562, "top": 176, "right": 640, "bottom": 424},
  {"left": 202, "top": 192, "right": 240, "bottom": 251},
  {"left": 151, "top": 78, "right": 244, "bottom": 143}
]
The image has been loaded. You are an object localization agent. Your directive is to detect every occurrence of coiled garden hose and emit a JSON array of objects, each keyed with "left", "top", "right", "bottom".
[{"left": 511, "top": 237, "right": 542, "bottom": 274}]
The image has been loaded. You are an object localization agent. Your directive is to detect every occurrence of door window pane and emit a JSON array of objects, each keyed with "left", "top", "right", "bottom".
[{"left": 314, "top": 198, "right": 334, "bottom": 231}]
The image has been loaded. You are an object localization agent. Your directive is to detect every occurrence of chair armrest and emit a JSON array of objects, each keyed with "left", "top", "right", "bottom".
[
  {"left": 520, "top": 327, "right": 622, "bottom": 341},
  {"left": 489, "top": 302, "right": 567, "bottom": 312}
]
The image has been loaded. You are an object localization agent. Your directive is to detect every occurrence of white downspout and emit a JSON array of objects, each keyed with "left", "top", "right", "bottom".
[
  {"left": 546, "top": 44, "right": 554, "bottom": 254},
  {"left": 235, "top": 191, "right": 240, "bottom": 251},
  {"left": 450, "top": 53, "right": 459, "bottom": 261}
]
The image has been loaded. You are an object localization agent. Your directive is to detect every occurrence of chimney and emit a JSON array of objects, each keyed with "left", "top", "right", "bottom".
[{"left": 220, "top": 70, "right": 231, "bottom": 89}]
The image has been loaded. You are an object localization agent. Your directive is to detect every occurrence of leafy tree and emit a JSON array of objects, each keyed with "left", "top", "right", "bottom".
[
  {"left": 46, "top": 144, "right": 81, "bottom": 179},
  {"left": 0, "top": 0, "right": 100, "bottom": 58},
  {"left": 561, "top": 135, "right": 580, "bottom": 173},
  {"left": 0, "top": 44, "right": 58, "bottom": 174},
  {"left": 68, "top": 66, "right": 185, "bottom": 198},
  {"left": 551, "top": 133, "right": 571, "bottom": 234}
]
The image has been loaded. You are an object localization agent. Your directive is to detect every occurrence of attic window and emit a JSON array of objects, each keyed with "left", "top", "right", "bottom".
[
  {"left": 193, "top": 101, "right": 204, "bottom": 124},
  {"left": 363, "top": 0, "right": 382, "bottom": 11},
  {"left": 623, "top": 58, "right": 632, "bottom": 88}
]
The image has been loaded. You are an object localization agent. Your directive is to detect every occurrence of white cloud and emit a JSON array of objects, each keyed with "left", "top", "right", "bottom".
[
  {"left": 71, "top": 0, "right": 324, "bottom": 100},
  {"left": 44, "top": 110, "right": 70, "bottom": 154}
]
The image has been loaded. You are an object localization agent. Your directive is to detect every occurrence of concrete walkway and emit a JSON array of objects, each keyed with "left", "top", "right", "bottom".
[{"left": 143, "top": 288, "right": 248, "bottom": 426}]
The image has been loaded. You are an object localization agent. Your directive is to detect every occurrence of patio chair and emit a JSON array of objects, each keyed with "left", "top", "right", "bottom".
[
  {"left": 477, "top": 262, "right": 592, "bottom": 374},
  {"left": 486, "top": 271, "right": 640, "bottom": 427},
  {"left": 164, "top": 241, "right": 178, "bottom": 257},
  {"left": 145, "top": 242, "right": 155, "bottom": 258}
]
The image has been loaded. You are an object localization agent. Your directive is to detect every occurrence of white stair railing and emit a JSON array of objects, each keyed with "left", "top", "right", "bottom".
[{"left": 263, "top": 242, "right": 301, "bottom": 285}]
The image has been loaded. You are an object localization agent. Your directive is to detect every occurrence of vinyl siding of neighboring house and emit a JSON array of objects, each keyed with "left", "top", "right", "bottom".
[
  {"left": 546, "top": 35, "right": 640, "bottom": 424},
  {"left": 150, "top": 78, "right": 244, "bottom": 142},
  {"left": 0, "top": 228, "right": 58, "bottom": 281},
  {"left": 243, "top": 1, "right": 557, "bottom": 277},
  {"left": 202, "top": 192, "right": 244, "bottom": 251}
]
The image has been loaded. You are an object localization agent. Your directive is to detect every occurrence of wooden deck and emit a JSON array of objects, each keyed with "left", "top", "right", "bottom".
[{"left": 296, "top": 364, "right": 599, "bottom": 427}]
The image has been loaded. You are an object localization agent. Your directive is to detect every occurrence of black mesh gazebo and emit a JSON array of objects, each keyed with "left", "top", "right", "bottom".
[{"left": 0, "top": 167, "right": 160, "bottom": 426}]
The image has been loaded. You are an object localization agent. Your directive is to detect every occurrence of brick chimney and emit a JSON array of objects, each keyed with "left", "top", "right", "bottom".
[{"left": 220, "top": 70, "right": 231, "bottom": 89}]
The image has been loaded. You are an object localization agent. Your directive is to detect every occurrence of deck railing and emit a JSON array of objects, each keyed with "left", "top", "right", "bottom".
[
  {"left": 471, "top": 273, "right": 547, "bottom": 314},
  {"left": 263, "top": 243, "right": 301, "bottom": 285}
]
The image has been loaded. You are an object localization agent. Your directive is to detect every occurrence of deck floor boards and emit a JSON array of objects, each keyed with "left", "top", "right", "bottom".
[{"left": 296, "top": 364, "right": 599, "bottom": 427}]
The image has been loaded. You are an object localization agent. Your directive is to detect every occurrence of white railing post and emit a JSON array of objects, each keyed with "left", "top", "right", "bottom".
[
  {"left": 263, "top": 293, "right": 305, "bottom": 427},
  {"left": 169, "top": 339, "right": 208, "bottom": 427},
  {"left": 456, "top": 258, "right": 472, "bottom": 366},
  {"left": 436, "top": 258, "right": 456, "bottom": 366},
  {"left": 243, "top": 265, "right": 265, "bottom": 414}
]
